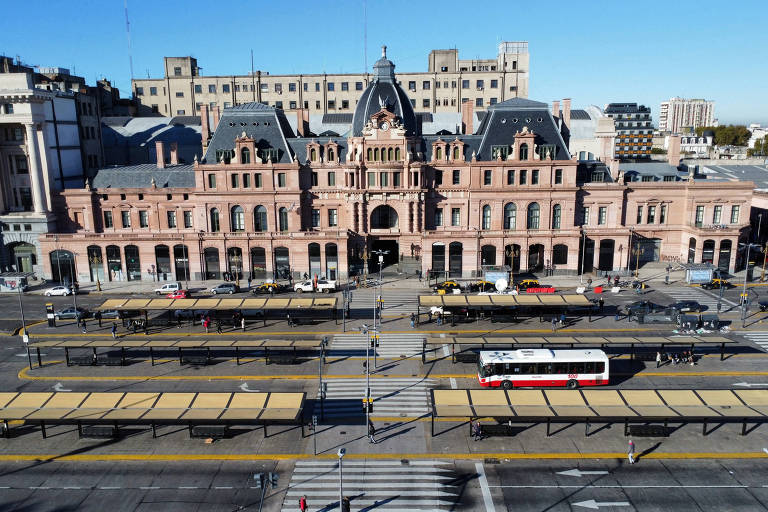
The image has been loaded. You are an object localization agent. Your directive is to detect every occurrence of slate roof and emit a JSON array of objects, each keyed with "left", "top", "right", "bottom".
[
  {"left": 91, "top": 164, "right": 195, "bottom": 189},
  {"left": 202, "top": 103, "right": 295, "bottom": 164},
  {"left": 569, "top": 109, "right": 591, "bottom": 121}
]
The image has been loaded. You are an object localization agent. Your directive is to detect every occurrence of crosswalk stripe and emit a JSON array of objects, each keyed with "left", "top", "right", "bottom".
[
  {"left": 316, "top": 375, "right": 434, "bottom": 418},
  {"left": 739, "top": 332, "right": 768, "bottom": 352},
  {"left": 662, "top": 286, "right": 737, "bottom": 309},
  {"left": 331, "top": 333, "right": 425, "bottom": 358}
]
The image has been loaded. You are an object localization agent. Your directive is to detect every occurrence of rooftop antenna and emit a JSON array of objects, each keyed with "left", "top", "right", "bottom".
[
  {"left": 124, "top": 0, "right": 134, "bottom": 87},
  {"left": 363, "top": 0, "right": 367, "bottom": 72}
]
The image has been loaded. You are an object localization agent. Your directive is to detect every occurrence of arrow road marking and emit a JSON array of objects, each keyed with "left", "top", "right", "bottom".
[
  {"left": 573, "top": 500, "right": 630, "bottom": 510},
  {"left": 557, "top": 469, "right": 610, "bottom": 478},
  {"left": 763, "top": 448, "right": 768, "bottom": 455},
  {"left": 239, "top": 383, "right": 260, "bottom": 393},
  {"left": 734, "top": 382, "right": 768, "bottom": 387},
  {"left": 53, "top": 383, "right": 71, "bottom": 392}
]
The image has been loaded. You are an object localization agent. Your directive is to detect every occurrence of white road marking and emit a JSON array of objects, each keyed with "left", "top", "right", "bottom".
[{"left": 476, "top": 462, "right": 496, "bottom": 512}]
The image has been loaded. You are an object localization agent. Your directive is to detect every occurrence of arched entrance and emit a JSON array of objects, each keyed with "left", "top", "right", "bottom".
[
  {"left": 579, "top": 237, "right": 594, "bottom": 274},
  {"left": 598, "top": 239, "right": 615, "bottom": 271},
  {"left": 431, "top": 242, "right": 445, "bottom": 279},
  {"left": 9, "top": 242, "right": 36, "bottom": 273},
  {"left": 504, "top": 244, "right": 521, "bottom": 272},
  {"left": 204, "top": 248, "right": 220, "bottom": 279},
  {"left": 274, "top": 247, "right": 290, "bottom": 279},
  {"left": 106, "top": 245, "right": 122, "bottom": 281},
  {"left": 325, "top": 243, "right": 338, "bottom": 280},
  {"left": 125, "top": 245, "right": 141, "bottom": 281},
  {"left": 154, "top": 245, "right": 171, "bottom": 280},
  {"left": 370, "top": 205, "right": 399, "bottom": 229},
  {"left": 308, "top": 243, "right": 321, "bottom": 278},
  {"left": 553, "top": 244, "right": 568, "bottom": 266},
  {"left": 688, "top": 238, "right": 697, "bottom": 264},
  {"left": 227, "top": 247, "right": 243, "bottom": 280},
  {"left": 250, "top": 247, "right": 267, "bottom": 279},
  {"left": 718, "top": 240, "right": 732, "bottom": 271},
  {"left": 528, "top": 244, "right": 544, "bottom": 271},
  {"left": 481, "top": 245, "right": 496, "bottom": 266},
  {"left": 50, "top": 249, "right": 74, "bottom": 285},
  {"left": 87, "top": 245, "right": 105, "bottom": 282},
  {"left": 449, "top": 242, "right": 463, "bottom": 278},
  {"left": 370, "top": 239, "right": 399, "bottom": 272},
  {"left": 702, "top": 240, "right": 716, "bottom": 264},
  {"left": 173, "top": 245, "right": 190, "bottom": 281}
]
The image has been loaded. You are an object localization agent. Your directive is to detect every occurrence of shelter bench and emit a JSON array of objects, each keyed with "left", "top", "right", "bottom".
[
  {"left": 479, "top": 423, "right": 515, "bottom": 437},
  {"left": 627, "top": 424, "right": 670, "bottom": 437},
  {"left": 80, "top": 425, "right": 118, "bottom": 439},
  {"left": 190, "top": 425, "right": 229, "bottom": 439}
]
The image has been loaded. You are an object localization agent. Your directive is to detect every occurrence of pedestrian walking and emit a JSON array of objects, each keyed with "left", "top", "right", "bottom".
[
  {"left": 560, "top": 312, "right": 566, "bottom": 326},
  {"left": 111, "top": 323, "right": 117, "bottom": 339},
  {"left": 81, "top": 319, "right": 87, "bottom": 334},
  {"left": 655, "top": 351, "right": 661, "bottom": 368},
  {"left": 410, "top": 313, "right": 416, "bottom": 328},
  {"left": 342, "top": 496, "right": 351, "bottom": 512},
  {"left": 368, "top": 419, "right": 377, "bottom": 444},
  {"left": 241, "top": 316, "right": 246, "bottom": 331},
  {"left": 204, "top": 318, "right": 209, "bottom": 334},
  {"left": 216, "top": 319, "right": 222, "bottom": 334},
  {"left": 76, "top": 315, "right": 81, "bottom": 327},
  {"left": 598, "top": 297, "right": 604, "bottom": 313},
  {"left": 437, "top": 314, "right": 443, "bottom": 326},
  {"left": 472, "top": 420, "right": 482, "bottom": 441},
  {"left": 627, "top": 439, "right": 636, "bottom": 464},
  {"left": 551, "top": 316, "right": 557, "bottom": 333},
  {"left": 95, "top": 311, "right": 102, "bottom": 328},
  {"left": 299, "top": 495, "right": 308, "bottom": 512},
  {"left": 247, "top": 277, "right": 252, "bottom": 290},
  {"left": 287, "top": 313, "right": 293, "bottom": 327}
]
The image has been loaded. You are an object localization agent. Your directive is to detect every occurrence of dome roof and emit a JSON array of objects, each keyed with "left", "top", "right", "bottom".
[{"left": 351, "top": 46, "right": 417, "bottom": 137}]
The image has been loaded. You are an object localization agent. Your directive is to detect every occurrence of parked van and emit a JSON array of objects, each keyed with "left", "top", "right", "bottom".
[{"left": 154, "top": 282, "right": 182, "bottom": 295}]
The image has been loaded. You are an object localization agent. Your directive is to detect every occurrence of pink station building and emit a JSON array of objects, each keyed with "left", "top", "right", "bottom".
[{"left": 40, "top": 50, "right": 753, "bottom": 285}]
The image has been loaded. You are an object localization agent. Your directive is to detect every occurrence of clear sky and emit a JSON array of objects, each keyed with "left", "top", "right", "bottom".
[{"left": 3, "top": 0, "right": 766, "bottom": 125}]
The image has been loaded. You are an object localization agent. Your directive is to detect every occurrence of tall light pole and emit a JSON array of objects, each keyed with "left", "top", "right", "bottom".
[
  {"left": 54, "top": 235, "right": 63, "bottom": 285},
  {"left": 372, "top": 249, "right": 388, "bottom": 370},
  {"left": 16, "top": 282, "right": 32, "bottom": 370},
  {"left": 579, "top": 229, "right": 587, "bottom": 284},
  {"left": 337, "top": 448, "right": 346, "bottom": 510},
  {"left": 741, "top": 240, "right": 761, "bottom": 328},
  {"left": 71, "top": 252, "right": 79, "bottom": 312},
  {"left": 182, "top": 232, "right": 189, "bottom": 290},
  {"left": 359, "top": 323, "right": 370, "bottom": 427}
]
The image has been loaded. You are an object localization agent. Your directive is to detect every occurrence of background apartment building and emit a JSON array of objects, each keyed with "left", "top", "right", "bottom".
[
  {"left": 604, "top": 103, "right": 654, "bottom": 160},
  {"left": 131, "top": 42, "right": 529, "bottom": 117},
  {"left": 658, "top": 97, "right": 715, "bottom": 133}
]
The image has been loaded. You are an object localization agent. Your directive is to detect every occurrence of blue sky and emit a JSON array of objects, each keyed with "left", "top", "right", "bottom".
[{"left": 3, "top": 0, "right": 766, "bottom": 125}]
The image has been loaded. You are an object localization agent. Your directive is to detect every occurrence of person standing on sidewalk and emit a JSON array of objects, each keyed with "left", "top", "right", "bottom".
[
  {"left": 410, "top": 313, "right": 416, "bottom": 328},
  {"left": 368, "top": 418, "right": 377, "bottom": 444},
  {"left": 241, "top": 316, "right": 246, "bottom": 331},
  {"left": 95, "top": 311, "right": 102, "bottom": 328},
  {"left": 598, "top": 297, "right": 604, "bottom": 313},
  {"left": 472, "top": 420, "right": 482, "bottom": 441},
  {"left": 655, "top": 351, "right": 662, "bottom": 368},
  {"left": 628, "top": 439, "right": 635, "bottom": 464},
  {"left": 111, "top": 323, "right": 117, "bottom": 339},
  {"left": 551, "top": 317, "right": 557, "bottom": 333},
  {"left": 81, "top": 318, "right": 87, "bottom": 334}
]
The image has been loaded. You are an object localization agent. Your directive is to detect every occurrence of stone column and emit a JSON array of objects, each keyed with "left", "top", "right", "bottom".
[{"left": 25, "top": 123, "right": 48, "bottom": 213}]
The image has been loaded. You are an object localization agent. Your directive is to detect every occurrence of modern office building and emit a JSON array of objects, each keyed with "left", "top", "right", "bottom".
[
  {"left": 40, "top": 49, "right": 753, "bottom": 286},
  {"left": 604, "top": 103, "right": 654, "bottom": 160},
  {"left": 659, "top": 97, "right": 715, "bottom": 133},
  {"left": 131, "top": 42, "right": 530, "bottom": 117}
]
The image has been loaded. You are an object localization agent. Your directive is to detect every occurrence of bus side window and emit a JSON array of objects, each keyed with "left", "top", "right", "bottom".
[
  {"left": 536, "top": 363, "right": 552, "bottom": 374},
  {"left": 493, "top": 363, "right": 504, "bottom": 375},
  {"left": 512, "top": 364, "right": 521, "bottom": 374},
  {"left": 594, "top": 362, "right": 605, "bottom": 373},
  {"left": 584, "top": 362, "right": 595, "bottom": 373},
  {"left": 522, "top": 364, "right": 536, "bottom": 374},
  {"left": 570, "top": 362, "right": 586, "bottom": 374},
  {"left": 553, "top": 363, "right": 568, "bottom": 374}
]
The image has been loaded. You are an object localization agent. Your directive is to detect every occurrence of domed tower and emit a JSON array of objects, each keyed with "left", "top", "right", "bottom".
[{"left": 351, "top": 46, "right": 418, "bottom": 136}]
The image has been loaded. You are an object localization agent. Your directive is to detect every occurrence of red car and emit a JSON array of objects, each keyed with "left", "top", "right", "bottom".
[{"left": 167, "top": 289, "right": 190, "bottom": 299}]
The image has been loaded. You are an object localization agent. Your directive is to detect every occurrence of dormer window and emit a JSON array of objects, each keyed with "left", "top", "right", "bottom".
[
  {"left": 519, "top": 143, "right": 529, "bottom": 161},
  {"left": 240, "top": 147, "right": 251, "bottom": 164},
  {"left": 435, "top": 147, "right": 442, "bottom": 160}
]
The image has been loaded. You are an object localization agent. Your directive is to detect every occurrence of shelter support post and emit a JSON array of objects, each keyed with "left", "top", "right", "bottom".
[
  {"left": 121, "top": 347, "right": 126, "bottom": 366},
  {"left": 40, "top": 421, "right": 46, "bottom": 439},
  {"left": 702, "top": 420, "right": 707, "bottom": 436},
  {"left": 452, "top": 344, "right": 456, "bottom": 364},
  {"left": 741, "top": 420, "right": 747, "bottom": 436},
  {"left": 65, "top": 347, "right": 70, "bottom": 366},
  {"left": 585, "top": 418, "right": 590, "bottom": 437},
  {"left": 422, "top": 340, "right": 426, "bottom": 364},
  {"left": 630, "top": 343, "right": 635, "bottom": 360},
  {"left": 263, "top": 424, "right": 268, "bottom": 438},
  {"left": 235, "top": 346, "right": 240, "bottom": 366},
  {"left": 265, "top": 347, "right": 270, "bottom": 365},
  {"left": 152, "top": 423, "right": 157, "bottom": 438},
  {"left": 178, "top": 347, "right": 182, "bottom": 365},
  {"left": 150, "top": 347, "right": 155, "bottom": 366},
  {"left": 546, "top": 418, "right": 551, "bottom": 437},
  {"left": 721, "top": 342, "right": 725, "bottom": 361},
  {"left": 36, "top": 347, "right": 42, "bottom": 367}
]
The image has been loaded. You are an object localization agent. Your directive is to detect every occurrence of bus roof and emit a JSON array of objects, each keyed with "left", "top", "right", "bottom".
[{"left": 479, "top": 349, "right": 608, "bottom": 364}]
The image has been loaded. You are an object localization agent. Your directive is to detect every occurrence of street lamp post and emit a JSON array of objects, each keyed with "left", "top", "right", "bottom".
[
  {"left": 16, "top": 282, "right": 32, "bottom": 370},
  {"left": 337, "top": 448, "right": 346, "bottom": 510},
  {"left": 741, "top": 241, "right": 761, "bottom": 328},
  {"left": 71, "top": 253, "right": 78, "bottom": 312},
  {"left": 579, "top": 229, "right": 587, "bottom": 284},
  {"left": 359, "top": 323, "right": 370, "bottom": 427},
  {"left": 372, "top": 249, "right": 389, "bottom": 370}
]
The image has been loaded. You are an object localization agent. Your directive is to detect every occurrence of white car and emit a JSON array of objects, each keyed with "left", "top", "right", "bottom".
[
  {"left": 44, "top": 286, "right": 72, "bottom": 296},
  {"left": 294, "top": 280, "right": 314, "bottom": 293}
]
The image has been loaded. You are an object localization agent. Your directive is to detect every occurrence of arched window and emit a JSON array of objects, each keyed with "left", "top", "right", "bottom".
[
  {"left": 435, "top": 147, "right": 442, "bottom": 160},
  {"left": 395, "top": 147, "right": 401, "bottom": 160},
  {"left": 328, "top": 148, "right": 335, "bottom": 161},
  {"left": 374, "top": 148, "right": 379, "bottom": 161},
  {"left": 231, "top": 205, "right": 245, "bottom": 232},
  {"left": 552, "top": 204, "right": 561, "bottom": 229},
  {"left": 519, "top": 143, "right": 529, "bottom": 161},
  {"left": 453, "top": 146, "right": 460, "bottom": 160},
  {"left": 254, "top": 205, "right": 267, "bottom": 232},
  {"left": 388, "top": 147, "right": 393, "bottom": 161},
  {"left": 381, "top": 147, "right": 387, "bottom": 162},
  {"left": 367, "top": 148, "right": 372, "bottom": 161},
  {"left": 210, "top": 208, "right": 220, "bottom": 232},
  {"left": 278, "top": 207, "right": 288, "bottom": 232},
  {"left": 527, "top": 202, "right": 540, "bottom": 229},
  {"left": 310, "top": 148, "right": 317, "bottom": 162},
  {"left": 481, "top": 205, "right": 491, "bottom": 230},
  {"left": 240, "top": 147, "right": 250, "bottom": 164},
  {"left": 503, "top": 203, "right": 516, "bottom": 230}
]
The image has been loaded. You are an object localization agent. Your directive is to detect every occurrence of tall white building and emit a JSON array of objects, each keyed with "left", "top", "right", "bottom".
[{"left": 658, "top": 97, "right": 715, "bottom": 133}]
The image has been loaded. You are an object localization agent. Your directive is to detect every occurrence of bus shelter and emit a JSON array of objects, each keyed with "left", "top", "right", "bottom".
[
  {"left": 417, "top": 294, "right": 595, "bottom": 325},
  {"left": 430, "top": 388, "right": 768, "bottom": 438},
  {"left": 423, "top": 335, "right": 735, "bottom": 363},
  {"left": 0, "top": 391, "right": 306, "bottom": 439}
]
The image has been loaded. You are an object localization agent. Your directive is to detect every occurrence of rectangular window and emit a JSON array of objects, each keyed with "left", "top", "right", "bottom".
[
  {"left": 14, "top": 155, "right": 28, "bottom": 174},
  {"left": 231, "top": 173, "right": 239, "bottom": 188},
  {"left": 341, "top": 82, "right": 349, "bottom": 91},
  {"left": 636, "top": 205, "right": 643, "bottom": 224},
  {"left": 435, "top": 170, "right": 443, "bottom": 186},
  {"left": 475, "top": 98, "right": 483, "bottom": 107},
  {"left": 519, "top": 169, "right": 527, "bottom": 185},
  {"left": 355, "top": 82, "right": 363, "bottom": 90},
  {"left": 274, "top": 83, "right": 282, "bottom": 94},
  {"left": 254, "top": 173, "right": 262, "bottom": 188},
  {"left": 173, "top": 67, "right": 182, "bottom": 76},
  {"left": 408, "top": 81, "right": 416, "bottom": 91},
  {"left": 491, "top": 145, "right": 508, "bottom": 159},
  {"left": 380, "top": 172, "right": 389, "bottom": 186},
  {"left": 422, "top": 81, "right": 430, "bottom": 90},
  {"left": 103, "top": 211, "right": 113, "bottom": 228},
  {"left": 451, "top": 208, "right": 461, "bottom": 226},
  {"left": 327, "top": 82, "right": 334, "bottom": 91},
  {"left": 435, "top": 208, "right": 443, "bottom": 227},
  {"left": 175, "top": 91, "right": 184, "bottom": 98},
  {"left": 582, "top": 206, "right": 590, "bottom": 226},
  {"left": 207, "top": 84, "right": 216, "bottom": 93},
  {"left": 393, "top": 172, "right": 401, "bottom": 187},
  {"left": 328, "top": 100, "right": 336, "bottom": 110},
  {"left": 329, "top": 209, "right": 338, "bottom": 226},
  {"left": 462, "top": 79, "right": 469, "bottom": 89},
  {"left": 695, "top": 205, "right": 704, "bottom": 227},
  {"left": 507, "top": 169, "right": 515, "bottom": 185},
  {"left": 452, "top": 169, "right": 461, "bottom": 185},
  {"left": 315, "top": 101, "right": 321, "bottom": 109},
  {"left": 139, "top": 211, "right": 148, "bottom": 228},
  {"left": 183, "top": 210, "right": 192, "bottom": 228},
  {"left": 731, "top": 205, "right": 740, "bottom": 224},
  {"left": 311, "top": 172, "right": 318, "bottom": 186},
  {"left": 303, "top": 82, "right": 308, "bottom": 92},
  {"left": 476, "top": 79, "right": 484, "bottom": 89},
  {"left": 121, "top": 210, "right": 131, "bottom": 228},
  {"left": 490, "top": 79, "right": 498, "bottom": 88},
  {"left": 149, "top": 86, "right": 157, "bottom": 96},
  {"left": 260, "top": 83, "right": 269, "bottom": 92},
  {"left": 311, "top": 209, "right": 320, "bottom": 228},
  {"left": 647, "top": 205, "right": 656, "bottom": 224},
  {"left": 275, "top": 101, "right": 283, "bottom": 109},
  {"left": 368, "top": 172, "right": 376, "bottom": 186},
  {"left": 423, "top": 99, "right": 430, "bottom": 108},
  {"left": 176, "top": 109, "right": 185, "bottom": 115},
  {"left": 660, "top": 204, "right": 667, "bottom": 224},
  {"left": 278, "top": 173, "right": 286, "bottom": 187},
  {"left": 328, "top": 172, "right": 336, "bottom": 186},
  {"left": 532, "top": 170, "right": 539, "bottom": 185},
  {"left": 288, "top": 83, "right": 296, "bottom": 92},
  {"left": 314, "top": 83, "right": 320, "bottom": 92},
  {"left": 135, "top": 87, "right": 144, "bottom": 96},
  {"left": 489, "top": 98, "right": 497, "bottom": 105},
  {"left": 167, "top": 211, "right": 177, "bottom": 228},
  {"left": 713, "top": 205, "right": 723, "bottom": 224},
  {"left": 599, "top": 206, "right": 607, "bottom": 225},
  {"left": 555, "top": 169, "right": 563, "bottom": 184},
  {"left": 289, "top": 101, "right": 297, "bottom": 109},
  {"left": 242, "top": 173, "right": 250, "bottom": 188},
  {"left": 483, "top": 169, "right": 492, "bottom": 185},
  {"left": 341, "top": 100, "right": 349, "bottom": 109},
  {"left": 222, "top": 84, "right": 230, "bottom": 93}
]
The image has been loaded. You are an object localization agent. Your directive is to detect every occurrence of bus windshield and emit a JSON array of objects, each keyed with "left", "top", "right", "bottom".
[{"left": 478, "top": 360, "right": 493, "bottom": 378}]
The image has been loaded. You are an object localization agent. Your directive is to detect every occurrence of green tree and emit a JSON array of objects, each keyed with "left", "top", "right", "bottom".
[
  {"left": 695, "top": 125, "right": 751, "bottom": 146},
  {"left": 748, "top": 134, "right": 768, "bottom": 157}
]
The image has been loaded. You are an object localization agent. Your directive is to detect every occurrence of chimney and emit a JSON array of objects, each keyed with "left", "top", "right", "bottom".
[
  {"left": 562, "top": 98, "right": 571, "bottom": 129},
  {"left": 552, "top": 100, "right": 560, "bottom": 120},
  {"left": 170, "top": 142, "right": 179, "bottom": 165},
  {"left": 200, "top": 104, "right": 210, "bottom": 142},
  {"left": 212, "top": 106, "right": 221, "bottom": 132},
  {"left": 296, "top": 108, "right": 309, "bottom": 137},
  {"left": 461, "top": 100, "right": 473, "bottom": 135},
  {"left": 667, "top": 134, "right": 681, "bottom": 167},
  {"left": 155, "top": 141, "right": 165, "bottom": 169}
]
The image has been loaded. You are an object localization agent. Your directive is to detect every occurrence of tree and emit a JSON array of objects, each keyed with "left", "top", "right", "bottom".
[
  {"left": 748, "top": 135, "right": 768, "bottom": 157},
  {"left": 696, "top": 125, "right": 751, "bottom": 146}
]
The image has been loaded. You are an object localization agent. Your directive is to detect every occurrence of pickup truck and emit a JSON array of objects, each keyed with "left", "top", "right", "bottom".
[{"left": 294, "top": 279, "right": 337, "bottom": 293}]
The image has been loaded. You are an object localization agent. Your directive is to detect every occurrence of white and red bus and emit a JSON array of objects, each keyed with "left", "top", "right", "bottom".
[{"left": 478, "top": 349, "right": 609, "bottom": 389}]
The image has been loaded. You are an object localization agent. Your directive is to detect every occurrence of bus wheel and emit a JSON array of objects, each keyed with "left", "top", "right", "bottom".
[
  {"left": 501, "top": 380, "right": 513, "bottom": 390},
  {"left": 566, "top": 379, "right": 579, "bottom": 389}
]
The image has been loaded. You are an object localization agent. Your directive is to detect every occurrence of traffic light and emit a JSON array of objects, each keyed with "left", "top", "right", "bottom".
[
  {"left": 269, "top": 472, "right": 279, "bottom": 488},
  {"left": 253, "top": 472, "right": 264, "bottom": 488}
]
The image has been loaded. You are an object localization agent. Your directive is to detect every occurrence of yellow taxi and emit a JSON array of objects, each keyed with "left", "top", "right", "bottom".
[
  {"left": 516, "top": 279, "right": 540, "bottom": 290},
  {"left": 701, "top": 278, "right": 730, "bottom": 290},
  {"left": 433, "top": 280, "right": 462, "bottom": 295}
]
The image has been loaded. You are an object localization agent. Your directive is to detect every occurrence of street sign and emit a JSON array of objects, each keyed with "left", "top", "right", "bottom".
[
  {"left": 312, "top": 415, "right": 318, "bottom": 426},
  {"left": 22, "top": 334, "right": 29, "bottom": 344}
]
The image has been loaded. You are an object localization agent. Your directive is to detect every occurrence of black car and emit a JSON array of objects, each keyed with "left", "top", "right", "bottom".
[
  {"left": 669, "top": 301, "right": 702, "bottom": 313},
  {"left": 625, "top": 300, "right": 665, "bottom": 319},
  {"left": 759, "top": 300, "right": 768, "bottom": 312}
]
